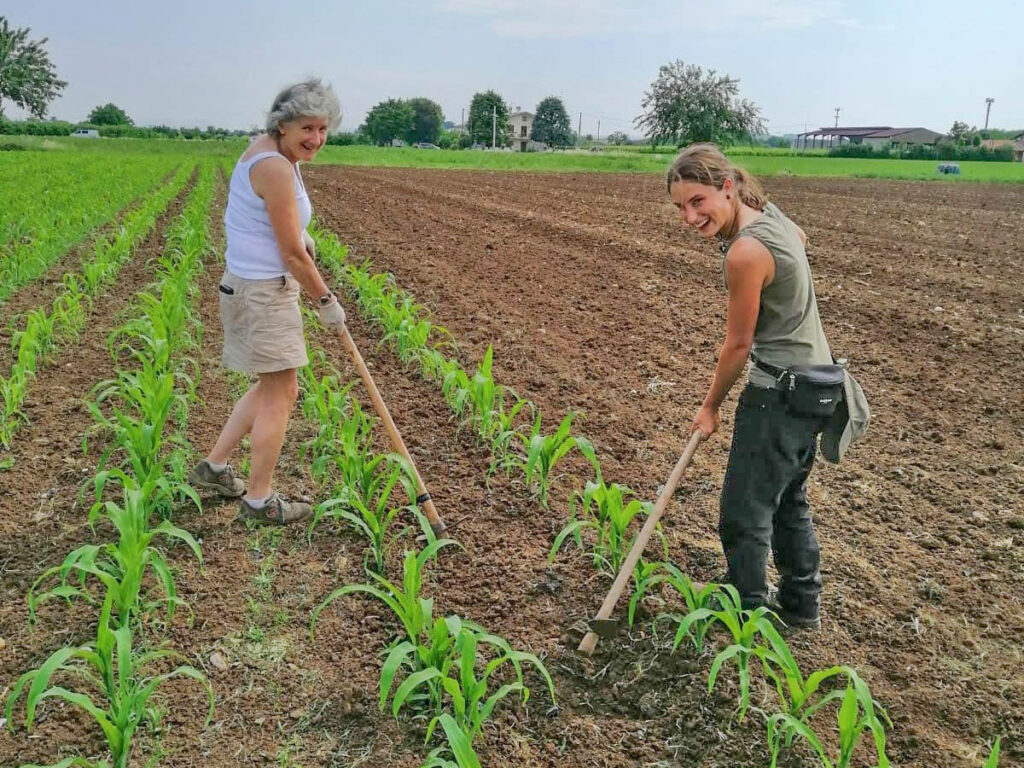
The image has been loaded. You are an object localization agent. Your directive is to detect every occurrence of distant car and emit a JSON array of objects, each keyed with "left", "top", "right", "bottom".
[
  {"left": 936, "top": 162, "right": 960, "bottom": 175},
  {"left": 414, "top": 142, "right": 440, "bottom": 150},
  {"left": 70, "top": 129, "right": 100, "bottom": 139}
]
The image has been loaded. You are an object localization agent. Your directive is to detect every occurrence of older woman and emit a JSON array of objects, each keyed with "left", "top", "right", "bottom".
[{"left": 189, "top": 78, "right": 346, "bottom": 525}]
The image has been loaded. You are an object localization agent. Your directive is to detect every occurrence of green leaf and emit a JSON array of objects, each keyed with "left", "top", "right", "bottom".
[{"left": 392, "top": 668, "right": 443, "bottom": 718}]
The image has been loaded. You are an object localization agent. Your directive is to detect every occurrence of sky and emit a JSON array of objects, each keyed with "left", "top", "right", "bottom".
[{"left": 4, "top": 0, "right": 1022, "bottom": 137}]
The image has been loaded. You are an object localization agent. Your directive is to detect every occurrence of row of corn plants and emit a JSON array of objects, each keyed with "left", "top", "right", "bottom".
[
  {"left": 305, "top": 225, "right": 984, "bottom": 768},
  {"left": 0, "top": 163, "right": 195, "bottom": 449},
  {"left": 0, "top": 153, "right": 182, "bottom": 304},
  {"left": 298, "top": 339, "right": 437, "bottom": 575},
  {"left": 5, "top": 163, "right": 220, "bottom": 768},
  {"left": 293, "top": 306, "right": 556, "bottom": 768},
  {"left": 310, "top": 225, "right": 594, "bottom": 511}
]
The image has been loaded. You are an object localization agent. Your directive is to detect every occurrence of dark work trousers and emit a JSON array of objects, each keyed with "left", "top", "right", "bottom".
[{"left": 719, "top": 384, "right": 826, "bottom": 619}]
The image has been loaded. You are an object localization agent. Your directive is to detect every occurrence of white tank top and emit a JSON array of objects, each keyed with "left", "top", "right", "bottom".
[{"left": 224, "top": 150, "right": 312, "bottom": 279}]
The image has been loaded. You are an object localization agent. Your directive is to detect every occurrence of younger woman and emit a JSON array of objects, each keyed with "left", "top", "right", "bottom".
[{"left": 668, "top": 143, "right": 834, "bottom": 629}]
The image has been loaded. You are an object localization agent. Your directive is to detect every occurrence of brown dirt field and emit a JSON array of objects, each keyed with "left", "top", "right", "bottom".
[{"left": 0, "top": 166, "right": 1020, "bottom": 768}]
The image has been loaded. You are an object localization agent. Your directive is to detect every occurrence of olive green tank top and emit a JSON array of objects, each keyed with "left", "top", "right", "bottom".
[{"left": 723, "top": 202, "right": 832, "bottom": 388}]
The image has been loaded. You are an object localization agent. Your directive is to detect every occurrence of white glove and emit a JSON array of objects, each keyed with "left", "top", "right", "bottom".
[
  {"left": 318, "top": 297, "right": 346, "bottom": 330},
  {"left": 302, "top": 230, "right": 316, "bottom": 258}
]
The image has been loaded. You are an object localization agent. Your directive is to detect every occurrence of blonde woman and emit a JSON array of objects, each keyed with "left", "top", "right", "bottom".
[
  {"left": 189, "top": 79, "right": 346, "bottom": 525},
  {"left": 668, "top": 143, "right": 839, "bottom": 630}
]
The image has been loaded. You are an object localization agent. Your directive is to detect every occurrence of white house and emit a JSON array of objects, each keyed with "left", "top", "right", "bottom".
[{"left": 507, "top": 110, "right": 533, "bottom": 152}]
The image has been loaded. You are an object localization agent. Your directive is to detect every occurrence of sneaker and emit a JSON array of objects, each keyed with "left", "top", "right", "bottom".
[
  {"left": 237, "top": 492, "right": 313, "bottom": 526},
  {"left": 189, "top": 460, "right": 246, "bottom": 497}
]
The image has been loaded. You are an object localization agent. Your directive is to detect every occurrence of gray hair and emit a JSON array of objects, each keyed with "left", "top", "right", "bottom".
[{"left": 265, "top": 78, "right": 341, "bottom": 137}]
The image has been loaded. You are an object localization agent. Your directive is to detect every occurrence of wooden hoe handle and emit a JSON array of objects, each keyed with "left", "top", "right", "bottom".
[
  {"left": 338, "top": 326, "right": 447, "bottom": 535},
  {"left": 577, "top": 430, "right": 704, "bottom": 656}
]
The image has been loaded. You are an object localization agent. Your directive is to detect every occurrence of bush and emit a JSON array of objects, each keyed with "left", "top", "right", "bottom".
[
  {"left": 828, "top": 140, "right": 1014, "bottom": 162},
  {"left": 326, "top": 131, "right": 370, "bottom": 146}
]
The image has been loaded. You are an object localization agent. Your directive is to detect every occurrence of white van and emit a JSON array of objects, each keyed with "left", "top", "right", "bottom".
[{"left": 70, "top": 129, "right": 100, "bottom": 138}]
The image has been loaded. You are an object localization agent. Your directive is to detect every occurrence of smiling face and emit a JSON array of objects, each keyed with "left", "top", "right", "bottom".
[
  {"left": 669, "top": 178, "right": 736, "bottom": 239},
  {"left": 276, "top": 115, "right": 329, "bottom": 162}
]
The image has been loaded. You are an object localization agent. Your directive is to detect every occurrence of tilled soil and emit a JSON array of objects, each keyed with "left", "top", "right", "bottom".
[
  {"left": 304, "top": 167, "right": 1023, "bottom": 768},
  {"left": 0, "top": 167, "right": 1020, "bottom": 768}
]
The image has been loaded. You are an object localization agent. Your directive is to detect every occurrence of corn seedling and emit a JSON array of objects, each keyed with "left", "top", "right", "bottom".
[
  {"left": 662, "top": 584, "right": 782, "bottom": 720},
  {"left": 626, "top": 559, "right": 679, "bottom": 627},
  {"left": 6, "top": 592, "right": 213, "bottom": 768},
  {"left": 311, "top": 539, "right": 459, "bottom": 642},
  {"left": 381, "top": 615, "right": 554, "bottom": 721},
  {"left": 314, "top": 459, "right": 423, "bottom": 575},
  {"left": 651, "top": 569, "right": 722, "bottom": 651},
  {"left": 550, "top": 476, "right": 659, "bottom": 575},
  {"left": 520, "top": 412, "right": 593, "bottom": 506},
  {"left": 30, "top": 474, "right": 203, "bottom": 628},
  {"left": 409, "top": 630, "right": 554, "bottom": 748},
  {"left": 983, "top": 738, "right": 1001, "bottom": 768},
  {"left": 764, "top": 665, "right": 892, "bottom": 768}
]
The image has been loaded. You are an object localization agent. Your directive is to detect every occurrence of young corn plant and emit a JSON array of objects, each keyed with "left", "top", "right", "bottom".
[
  {"left": 5, "top": 591, "right": 213, "bottom": 768},
  {"left": 626, "top": 559, "right": 682, "bottom": 627},
  {"left": 405, "top": 630, "right": 555, "bottom": 753},
  {"left": 311, "top": 539, "right": 459, "bottom": 643},
  {"left": 763, "top": 665, "right": 892, "bottom": 768},
  {"left": 29, "top": 474, "right": 203, "bottom": 628},
  {"left": 299, "top": 367, "right": 359, "bottom": 476},
  {"left": 664, "top": 583, "right": 784, "bottom": 721},
  {"left": 651, "top": 568, "right": 721, "bottom": 651},
  {"left": 983, "top": 739, "right": 1001, "bottom": 768},
  {"left": 463, "top": 346, "right": 534, "bottom": 478},
  {"left": 381, "top": 616, "right": 554, "bottom": 722},
  {"left": 549, "top": 476, "right": 658, "bottom": 576},
  {"left": 520, "top": 412, "right": 592, "bottom": 506},
  {"left": 314, "top": 459, "right": 425, "bottom": 575}
]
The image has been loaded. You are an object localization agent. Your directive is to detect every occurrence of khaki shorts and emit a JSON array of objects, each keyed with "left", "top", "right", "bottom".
[{"left": 219, "top": 270, "right": 309, "bottom": 374}]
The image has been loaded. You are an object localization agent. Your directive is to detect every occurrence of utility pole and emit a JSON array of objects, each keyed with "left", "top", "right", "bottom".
[
  {"left": 492, "top": 105, "right": 497, "bottom": 149},
  {"left": 597, "top": 119, "right": 601, "bottom": 144},
  {"left": 831, "top": 107, "right": 840, "bottom": 149},
  {"left": 461, "top": 107, "right": 465, "bottom": 134},
  {"left": 984, "top": 97, "right": 994, "bottom": 131},
  {"left": 578, "top": 112, "right": 582, "bottom": 145}
]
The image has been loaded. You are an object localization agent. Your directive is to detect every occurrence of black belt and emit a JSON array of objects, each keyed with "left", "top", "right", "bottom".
[{"left": 750, "top": 353, "right": 787, "bottom": 379}]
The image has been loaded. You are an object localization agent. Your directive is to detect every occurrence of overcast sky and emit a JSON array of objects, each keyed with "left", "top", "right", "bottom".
[{"left": 5, "top": 0, "right": 1022, "bottom": 137}]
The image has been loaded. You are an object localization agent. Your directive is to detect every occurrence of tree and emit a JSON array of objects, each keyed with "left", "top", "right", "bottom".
[
  {"left": 530, "top": 96, "right": 573, "bottom": 147},
  {"left": 404, "top": 97, "right": 443, "bottom": 144},
  {"left": 87, "top": 102, "right": 133, "bottom": 125},
  {"left": 0, "top": 17, "right": 67, "bottom": 118},
  {"left": 948, "top": 120, "right": 976, "bottom": 145},
  {"left": 468, "top": 90, "right": 508, "bottom": 147},
  {"left": 634, "top": 60, "right": 765, "bottom": 147},
  {"left": 364, "top": 98, "right": 414, "bottom": 146},
  {"left": 606, "top": 130, "right": 629, "bottom": 145}
]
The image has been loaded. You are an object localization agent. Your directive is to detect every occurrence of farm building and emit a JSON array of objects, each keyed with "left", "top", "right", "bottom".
[
  {"left": 507, "top": 109, "right": 533, "bottom": 151},
  {"left": 794, "top": 125, "right": 943, "bottom": 150},
  {"left": 981, "top": 135, "right": 1024, "bottom": 161}
]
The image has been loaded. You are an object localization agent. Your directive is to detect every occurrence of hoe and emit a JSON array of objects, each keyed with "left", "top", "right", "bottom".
[
  {"left": 337, "top": 325, "right": 447, "bottom": 536},
  {"left": 578, "top": 430, "right": 704, "bottom": 655}
]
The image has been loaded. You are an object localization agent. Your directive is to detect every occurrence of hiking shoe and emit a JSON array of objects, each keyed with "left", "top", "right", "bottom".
[
  {"left": 772, "top": 606, "right": 822, "bottom": 633},
  {"left": 237, "top": 492, "right": 313, "bottom": 526},
  {"left": 189, "top": 460, "right": 246, "bottom": 497}
]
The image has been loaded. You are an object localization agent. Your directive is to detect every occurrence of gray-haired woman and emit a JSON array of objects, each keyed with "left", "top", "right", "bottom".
[{"left": 189, "top": 78, "right": 347, "bottom": 525}]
